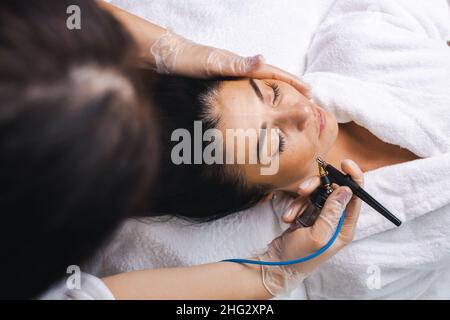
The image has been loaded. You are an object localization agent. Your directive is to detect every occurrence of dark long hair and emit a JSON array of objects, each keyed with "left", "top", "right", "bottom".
[
  {"left": 0, "top": 0, "right": 158, "bottom": 299},
  {"left": 143, "top": 73, "right": 271, "bottom": 222}
]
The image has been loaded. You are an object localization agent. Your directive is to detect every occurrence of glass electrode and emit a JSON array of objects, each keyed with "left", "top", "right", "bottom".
[{"left": 293, "top": 159, "right": 334, "bottom": 228}]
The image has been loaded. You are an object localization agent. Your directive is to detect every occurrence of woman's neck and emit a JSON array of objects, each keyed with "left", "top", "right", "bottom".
[{"left": 324, "top": 121, "right": 420, "bottom": 173}]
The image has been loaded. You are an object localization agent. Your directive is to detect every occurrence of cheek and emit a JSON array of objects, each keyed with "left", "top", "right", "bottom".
[
  {"left": 289, "top": 131, "right": 320, "bottom": 162},
  {"left": 278, "top": 135, "right": 318, "bottom": 181},
  {"left": 320, "top": 111, "right": 339, "bottom": 153}
]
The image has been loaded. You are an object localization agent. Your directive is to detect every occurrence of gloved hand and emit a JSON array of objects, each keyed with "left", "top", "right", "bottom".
[
  {"left": 258, "top": 159, "right": 364, "bottom": 297},
  {"left": 150, "top": 29, "right": 310, "bottom": 96}
]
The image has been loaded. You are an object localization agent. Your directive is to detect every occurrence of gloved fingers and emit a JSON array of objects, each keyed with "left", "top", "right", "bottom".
[
  {"left": 297, "top": 175, "right": 321, "bottom": 197},
  {"left": 207, "top": 51, "right": 312, "bottom": 99},
  {"left": 204, "top": 50, "right": 264, "bottom": 76},
  {"left": 150, "top": 30, "right": 190, "bottom": 74},
  {"left": 281, "top": 175, "right": 320, "bottom": 224},
  {"left": 246, "top": 63, "right": 311, "bottom": 98},
  {"left": 204, "top": 48, "right": 311, "bottom": 99},
  {"left": 337, "top": 159, "right": 364, "bottom": 242},
  {"left": 150, "top": 29, "right": 262, "bottom": 77},
  {"left": 258, "top": 161, "right": 363, "bottom": 298},
  {"left": 282, "top": 197, "right": 308, "bottom": 224},
  {"left": 150, "top": 29, "right": 312, "bottom": 97},
  {"left": 205, "top": 49, "right": 311, "bottom": 100},
  {"left": 309, "top": 186, "right": 353, "bottom": 249},
  {"left": 340, "top": 158, "right": 364, "bottom": 188}
]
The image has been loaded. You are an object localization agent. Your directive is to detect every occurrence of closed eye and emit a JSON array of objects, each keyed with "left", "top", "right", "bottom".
[
  {"left": 272, "top": 128, "right": 286, "bottom": 155},
  {"left": 278, "top": 132, "right": 286, "bottom": 154},
  {"left": 264, "top": 81, "right": 281, "bottom": 106}
]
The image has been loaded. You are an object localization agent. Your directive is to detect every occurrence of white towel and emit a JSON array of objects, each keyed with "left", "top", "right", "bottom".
[{"left": 90, "top": 0, "right": 450, "bottom": 299}]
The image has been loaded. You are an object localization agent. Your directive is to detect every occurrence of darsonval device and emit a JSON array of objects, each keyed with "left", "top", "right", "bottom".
[
  {"left": 223, "top": 157, "right": 401, "bottom": 266},
  {"left": 314, "top": 157, "right": 402, "bottom": 227}
]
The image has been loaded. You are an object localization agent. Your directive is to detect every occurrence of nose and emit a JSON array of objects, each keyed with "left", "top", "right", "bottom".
[{"left": 272, "top": 104, "right": 313, "bottom": 131}]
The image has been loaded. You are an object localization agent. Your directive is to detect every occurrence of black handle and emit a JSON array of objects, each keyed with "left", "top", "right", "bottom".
[
  {"left": 325, "top": 164, "right": 360, "bottom": 191},
  {"left": 325, "top": 163, "right": 402, "bottom": 227}
]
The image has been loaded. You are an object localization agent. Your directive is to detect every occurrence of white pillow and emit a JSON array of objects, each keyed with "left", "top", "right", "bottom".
[{"left": 110, "top": 0, "right": 336, "bottom": 74}]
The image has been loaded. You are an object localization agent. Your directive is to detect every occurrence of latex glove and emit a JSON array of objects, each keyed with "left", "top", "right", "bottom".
[
  {"left": 150, "top": 30, "right": 310, "bottom": 96},
  {"left": 258, "top": 159, "right": 364, "bottom": 297}
]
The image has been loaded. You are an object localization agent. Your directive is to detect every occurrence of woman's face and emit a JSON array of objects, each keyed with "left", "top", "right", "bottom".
[{"left": 210, "top": 78, "right": 339, "bottom": 192}]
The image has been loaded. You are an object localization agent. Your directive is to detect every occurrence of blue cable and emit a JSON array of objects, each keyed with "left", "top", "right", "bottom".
[{"left": 221, "top": 209, "right": 346, "bottom": 266}]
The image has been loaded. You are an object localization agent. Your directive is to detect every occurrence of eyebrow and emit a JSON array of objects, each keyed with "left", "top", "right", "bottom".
[{"left": 249, "top": 78, "right": 264, "bottom": 103}]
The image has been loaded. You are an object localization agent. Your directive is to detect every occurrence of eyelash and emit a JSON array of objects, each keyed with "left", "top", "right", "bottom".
[
  {"left": 263, "top": 81, "right": 284, "bottom": 153},
  {"left": 266, "top": 82, "right": 281, "bottom": 105},
  {"left": 278, "top": 132, "right": 286, "bottom": 154}
]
